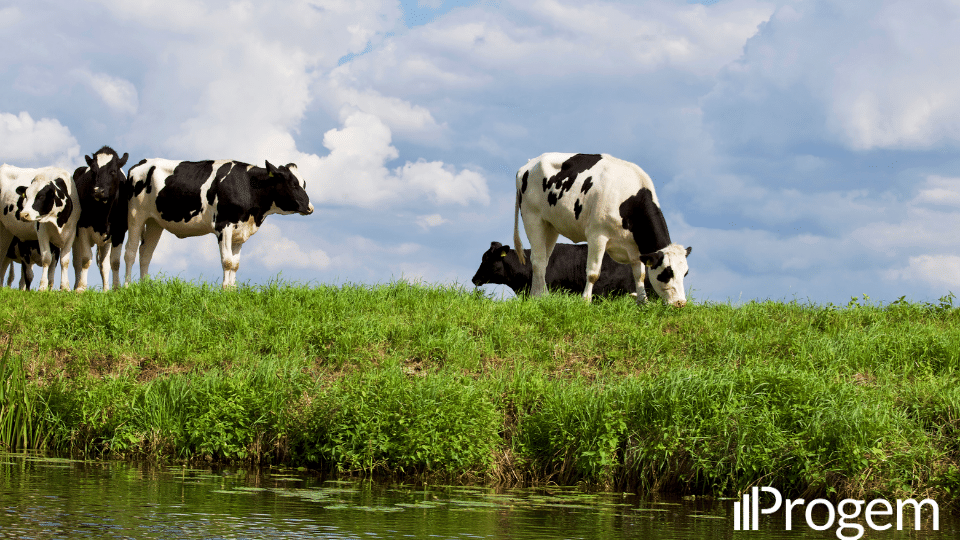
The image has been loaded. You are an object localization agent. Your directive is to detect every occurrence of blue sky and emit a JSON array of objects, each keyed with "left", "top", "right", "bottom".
[{"left": 1, "top": 0, "right": 958, "bottom": 304}]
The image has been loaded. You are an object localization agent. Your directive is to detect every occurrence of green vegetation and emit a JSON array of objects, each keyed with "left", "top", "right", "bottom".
[{"left": 1, "top": 280, "right": 958, "bottom": 503}]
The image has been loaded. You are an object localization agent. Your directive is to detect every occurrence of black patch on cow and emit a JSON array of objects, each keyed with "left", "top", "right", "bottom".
[
  {"left": 130, "top": 160, "right": 153, "bottom": 197},
  {"left": 521, "top": 171, "right": 528, "bottom": 194},
  {"left": 155, "top": 161, "right": 216, "bottom": 223},
  {"left": 640, "top": 251, "right": 665, "bottom": 269},
  {"left": 542, "top": 154, "right": 602, "bottom": 206},
  {"left": 30, "top": 183, "right": 59, "bottom": 218},
  {"left": 581, "top": 176, "right": 594, "bottom": 194},
  {"left": 574, "top": 199, "right": 583, "bottom": 220},
  {"left": 618, "top": 187, "right": 671, "bottom": 255},
  {"left": 656, "top": 265, "right": 674, "bottom": 284},
  {"left": 54, "top": 178, "right": 73, "bottom": 227}
]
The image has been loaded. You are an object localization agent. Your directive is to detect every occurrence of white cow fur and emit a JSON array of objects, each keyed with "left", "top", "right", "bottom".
[
  {"left": 0, "top": 164, "right": 79, "bottom": 291},
  {"left": 513, "top": 153, "right": 690, "bottom": 307}
]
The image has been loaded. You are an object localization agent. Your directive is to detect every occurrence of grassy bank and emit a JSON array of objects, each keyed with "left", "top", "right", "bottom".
[{"left": 1, "top": 280, "right": 958, "bottom": 503}]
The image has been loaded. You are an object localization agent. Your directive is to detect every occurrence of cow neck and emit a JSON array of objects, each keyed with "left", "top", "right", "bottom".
[{"left": 620, "top": 188, "right": 672, "bottom": 255}]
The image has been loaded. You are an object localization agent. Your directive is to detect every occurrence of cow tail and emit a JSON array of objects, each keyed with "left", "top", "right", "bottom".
[{"left": 514, "top": 186, "right": 525, "bottom": 265}]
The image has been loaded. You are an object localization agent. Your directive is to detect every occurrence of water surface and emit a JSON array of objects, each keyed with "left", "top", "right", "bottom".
[{"left": 0, "top": 453, "right": 952, "bottom": 539}]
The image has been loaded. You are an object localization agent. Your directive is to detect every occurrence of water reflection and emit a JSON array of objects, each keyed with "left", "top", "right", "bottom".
[{"left": 0, "top": 452, "right": 953, "bottom": 539}]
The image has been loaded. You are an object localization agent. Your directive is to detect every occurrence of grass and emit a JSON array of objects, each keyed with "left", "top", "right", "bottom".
[{"left": 0, "top": 279, "right": 958, "bottom": 503}]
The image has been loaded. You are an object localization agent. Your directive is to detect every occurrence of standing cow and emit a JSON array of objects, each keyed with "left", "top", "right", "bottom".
[
  {"left": 472, "top": 241, "right": 653, "bottom": 299},
  {"left": 0, "top": 164, "right": 80, "bottom": 290},
  {"left": 4, "top": 238, "right": 60, "bottom": 290},
  {"left": 124, "top": 159, "right": 314, "bottom": 288},
  {"left": 514, "top": 153, "right": 691, "bottom": 307},
  {"left": 72, "top": 146, "right": 129, "bottom": 291}
]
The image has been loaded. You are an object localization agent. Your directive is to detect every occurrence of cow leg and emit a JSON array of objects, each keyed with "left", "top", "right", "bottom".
[
  {"left": 123, "top": 219, "right": 146, "bottom": 286},
  {"left": 36, "top": 228, "right": 53, "bottom": 291},
  {"left": 218, "top": 227, "right": 241, "bottom": 288},
  {"left": 631, "top": 261, "right": 649, "bottom": 305},
  {"left": 0, "top": 230, "right": 15, "bottom": 284},
  {"left": 111, "top": 238, "right": 124, "bottom": 290},
  {"left": 136, "top": 221, "right": 164, "bottom": 283},
  {"left": 21, "top": 263, "right": 33, "bottom": 291},
  {"left": 57, "top": 229, "right": 75, "bottom": 291},
  {"left": 96, "top": 243, "right": 111, "bottom": 291},
  {"left": 5, "top": 261, "right": 13, "bottom": 288},
  {"left": 524, "top": 217, "right": 559, "bottom": 297},
  {"left": 583, "top": 235, "right": 609, "bottom": 303},
  {"left": 72, "top": 232, "right": 93, "bottom": 292}
]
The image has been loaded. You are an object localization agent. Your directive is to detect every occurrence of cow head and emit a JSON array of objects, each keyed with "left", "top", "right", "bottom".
[
  {"left": 639, "top": 244, "right": 692, "bottom": 308},
  {"left": 472, "top": 241, "right": 513, "bottom": 287},
  {"left": 265, "top": 161, "right": 314, "bottom": 216},
  {"left": 84, "top": 146, "right": 128, "bottom": 202},
  {"left": 17, "top": 171, "right": 74, "bottom": 227}
]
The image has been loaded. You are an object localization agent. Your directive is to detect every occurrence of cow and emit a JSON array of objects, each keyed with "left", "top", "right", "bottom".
[
  {"left": 0, "top": 164, "right": 80, "bottom": 291},
  {"left": 472, "top": 241, "right": 655, "bottom": 299},
  {"left": 124, "top": 159, "right": 315, "bottom": 288},
  {"left": 513, "top": 153, "right": 691, "bottom": 307},
  {"left": 4, "top": 238, "right": 60, "bottom": 290},
  {"left": 72, "top": 146, "right": 129, "bottom": 291}
]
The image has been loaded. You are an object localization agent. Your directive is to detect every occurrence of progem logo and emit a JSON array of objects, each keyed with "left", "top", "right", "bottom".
[{"left": 733, "top": 486, "right": 939, "bottom": 540}]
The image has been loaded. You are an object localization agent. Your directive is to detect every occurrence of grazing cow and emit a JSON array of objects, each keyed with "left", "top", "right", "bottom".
[
  {"left": 72, "top": 146, "right": 129, "bottom": 291},
  {"left": 0, "top": 164, "right": 79, "bottom": 290},
  {"left": 514, "top": 153, "right": 691, "bottom": 307},
  {"left": 124, "top": 159, "right": 315, "bottom": 288},
  {"left": 472, "top": 241, "right": 654, "bottom": 299},
  {"left": 4, "top": 238, "right": 60, "bottom": 290}
]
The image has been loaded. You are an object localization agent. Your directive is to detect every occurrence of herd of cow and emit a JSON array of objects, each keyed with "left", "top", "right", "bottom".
[{"left": 0, "top": 149, "right": 691, "bottom": 307}]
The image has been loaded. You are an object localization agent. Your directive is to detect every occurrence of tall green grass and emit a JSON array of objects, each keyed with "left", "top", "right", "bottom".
[{"left": 0, "top": 280, "right": 958, "bottom": 502}]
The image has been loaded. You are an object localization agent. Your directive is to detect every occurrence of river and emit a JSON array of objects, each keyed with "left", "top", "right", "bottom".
[{"left": 0, "top": 452, "right": 953, "bottom": 539}]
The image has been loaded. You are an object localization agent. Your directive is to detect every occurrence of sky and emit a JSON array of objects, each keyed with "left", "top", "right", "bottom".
[{"left": 1, "top": 0, "right": 959, "bottom": 305}]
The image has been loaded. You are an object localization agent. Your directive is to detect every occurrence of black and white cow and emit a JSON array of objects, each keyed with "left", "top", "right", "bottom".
[
  {"left": 0, "top": 164, "right": 80, "bottom": 291},
  {"left": 472, "top": 241, "right": 654, "bottom": 299},
  {"left": 513, "top": 153, "right": 691, "bottom": 307},
  {"left": 5, "top": 238, "right": 60, "bottom": 290},
  {"left": 72, "top": 146, "right": 129, "bottom": 291},
  {"left": 124, "top": 159, "right": 314, "bottom": 288}
]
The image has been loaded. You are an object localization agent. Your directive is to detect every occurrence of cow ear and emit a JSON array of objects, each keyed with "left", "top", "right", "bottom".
[
  {"left": 85, "top": 154, "right": 94, "bottom": 168},
  {"left": 265, "top": 160, "right": 277, "bottom": 177},
  {"left": 685, "top": 246, "right": 692, "bottom": 257},
  {"left": 118, "top": 153, "right": 129, "bottom": 168},
  {"left": 15, "top": 186, "right": 26, "bottom": 195},
  {"left": 490, "top": 241, "right": 502, "bottom": 250},
  {"left": 499, "top": 248, "right": 509, "bottom": 258},
  {"left": 639, "top": 251, "right": 665, "bottom": 268}
]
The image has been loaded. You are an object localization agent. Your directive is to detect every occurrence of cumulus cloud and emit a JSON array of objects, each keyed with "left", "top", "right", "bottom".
[
  {"left": 887, "top": 255, "right": 960, "bottom": 290},
  {"left": 303, "top": 110, "right": 489, "bottom": 208},
  {"left": 74, "top": 70, "right": 139, "bottom": 115},
  {"left": 705, "top": 0, "right": 960, "bottom": 153},
  {"left": 415, "top": 213, "right": 448, "bottom": 230},
  {"left": 0, "top": 111, "right": 80, "bottom": 166},
  {"left": 317, "top": 75, "right": 448, "bottom": 143},
  {"left": 245, "top": 223, "right": 331, "bottom": 271}
]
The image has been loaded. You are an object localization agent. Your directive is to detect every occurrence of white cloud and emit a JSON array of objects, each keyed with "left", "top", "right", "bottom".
[
  {"left": 75, "top": 71, "right": 139, "bottom": 115},
  {"left": 888, "top": 255, "right": 960, "bottom": 290},
  {"left": 416, "top": 213, "right": 448, "bottom": 230},
  {"left": 0, "top": 111, "right": 80, "bottom": 167},
  {"left": 706, "top": 0, "right": 960, "bottom": 152},
  {"left": 318, "top": 74, "right": 448, "bottom": 143},
  {"left": 304, "top": 110, "right": 489, "bottom": 208},
  {"left": 0, "top": 6, "right": 22, "bottom": 27},
  {"left": 245, "top": 223, "right": 331, "bottom": 270}
]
